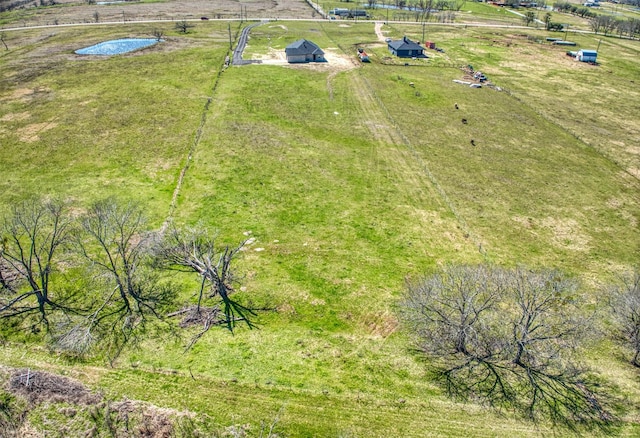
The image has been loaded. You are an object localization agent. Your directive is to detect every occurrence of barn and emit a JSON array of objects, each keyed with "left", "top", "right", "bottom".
[
  {"left": 576, "top": 49, "right": 597, "bottom": 63},
  {"left": 285, "top": 39, "right": 325, "bottom": 63},
  {"left": 388, "top": 36, "right": 424, "bottom": 58}
]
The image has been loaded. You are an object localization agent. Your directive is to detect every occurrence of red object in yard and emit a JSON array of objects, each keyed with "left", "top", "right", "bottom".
[{"left": 427, "top": 42, "right": 436, "bottom": 49}]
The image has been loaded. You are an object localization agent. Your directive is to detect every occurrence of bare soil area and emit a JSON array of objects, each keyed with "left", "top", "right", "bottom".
[
  {"left": 2, "top": 0, "right": 316, "bottom": 28},
  {"left": 256, "top": 47, "right": 357, "bottom": 73}
]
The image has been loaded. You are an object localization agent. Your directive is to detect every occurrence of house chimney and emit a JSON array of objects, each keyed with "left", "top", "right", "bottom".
[{"left": 403, "top": 36, "right": 408, "bottom": 43}]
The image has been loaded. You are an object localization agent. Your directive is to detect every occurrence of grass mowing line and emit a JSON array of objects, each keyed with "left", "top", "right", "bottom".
[
  {"left": 321, "top": 20, "right": 485, "bottom": 255},
  {"left": 357, "top": 70, "right": 488, "bottom": 259},
  {"left": 320, "top": 21, "right": 481, "bottom": 253}
]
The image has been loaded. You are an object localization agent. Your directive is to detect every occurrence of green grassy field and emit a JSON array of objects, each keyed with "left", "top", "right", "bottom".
[{"left": 0, "top": 11, "right": 639, "bottom": 437}]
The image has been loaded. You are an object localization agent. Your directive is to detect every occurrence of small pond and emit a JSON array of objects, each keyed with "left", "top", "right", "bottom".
[{"left": 75, "top": 38, "right": 160, "bottom": 56}]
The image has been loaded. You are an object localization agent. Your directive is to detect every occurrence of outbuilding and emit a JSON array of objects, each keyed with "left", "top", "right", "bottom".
[
  {"left": 285, "top": 39, "right": 325, "bottom": 63},
  {"left": 576, "top": 49, "right": 597, "bottom": 63},
  {"left": 388, "top": 36, "right": 424, "bottom": 58}
]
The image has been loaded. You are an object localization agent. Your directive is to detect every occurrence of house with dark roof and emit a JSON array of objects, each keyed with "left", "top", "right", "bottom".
[
  {"left": 388, "top": 36, "right": 425, "bottom": 58},
  {"left": 285, "top": 39, "right": 325, "bottom": 63}
]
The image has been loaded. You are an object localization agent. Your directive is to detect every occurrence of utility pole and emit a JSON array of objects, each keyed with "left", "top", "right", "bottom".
[
  {"left": 596, "top": 38, "right": 602, "bottom": 53},
  {"left": 422, "top": 21, "right": 425, "bottom": 42},
  {"left": 228, "top": 22, "right": 232, "bottom": 50}
]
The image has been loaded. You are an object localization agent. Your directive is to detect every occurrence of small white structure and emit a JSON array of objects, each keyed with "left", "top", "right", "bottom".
[{"left": 577, "top": 49, "right": 597, "bottom": 62}]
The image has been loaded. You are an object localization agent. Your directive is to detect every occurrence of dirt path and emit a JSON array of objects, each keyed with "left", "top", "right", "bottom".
[{"left": 374, "top": 21, "right": 388, "bottom": 43}]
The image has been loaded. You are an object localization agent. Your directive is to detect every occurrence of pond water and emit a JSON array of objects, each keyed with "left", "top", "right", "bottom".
[{"left": 75, "top": 38, "right": 160, "bottom": 55}]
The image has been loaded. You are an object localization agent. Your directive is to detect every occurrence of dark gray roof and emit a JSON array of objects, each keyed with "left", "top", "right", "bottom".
[
  {"left": 388, "top": 36, "right": 423, "bottom": 51},
  {"left": 285, "top": 39, "right": 324, "bottom": 56}
]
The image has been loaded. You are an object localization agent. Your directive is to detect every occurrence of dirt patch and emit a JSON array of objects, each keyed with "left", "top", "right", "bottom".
[
  {"left": 8, "top": 369, "right": 102, "bottom": 406},
  {"left": 362, "top": 311, "right": 398, "bottom": 338},
  {"left": 512, "top": 215, "right": 535, "bottom": 229},
  {"left": 0, "top": 112, "right": 30, "bottom": 122},
  {"left": 9, "top": 88, "right": 34, "bottom": 100},
  {"left": 540, "top": 217, "right": 590, "bottom": 252},
  {"left": 626, "top": 145, "right": 640, "bottom": 155},
  {"left": 168, "top": 305, "right": 224, "bottom": 329},
  {"left": 258, "top": 49, "right": 356, "bottom": 73},
  {"left": 16, "top": 122, "right": 57, "bottom": 142}
]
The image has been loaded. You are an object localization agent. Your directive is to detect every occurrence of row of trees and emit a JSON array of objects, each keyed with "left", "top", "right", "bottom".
[
  {"left": 554, "top": 1, "right": 599, "bottom": 17},
  {"left": 588, "top": 15, "right": 640, "bottom": 37},
  {"left": 0, "top": 198, "right": 251, "bottom": 361},
  {"left": 359, "top": 0, "right": 465, "bottom": 22},
  {"left": 400, "top": 265, "right": 639, "bottom": 430},
  {"left": 553, "top": 2, "right": 640, "bottom": 37}
]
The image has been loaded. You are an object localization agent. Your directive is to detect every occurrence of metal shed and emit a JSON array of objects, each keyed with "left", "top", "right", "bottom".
[{"left": 577, "top": 49, "right": 597, "bottom": 62}]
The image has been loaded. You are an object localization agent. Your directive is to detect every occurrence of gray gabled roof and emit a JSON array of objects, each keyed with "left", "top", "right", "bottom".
[
  {"left": 388, "top": 36, "right": 423, "bottom": 52},
  {"left": 285, "top": 39, "right": 324, "bottom": 56}
]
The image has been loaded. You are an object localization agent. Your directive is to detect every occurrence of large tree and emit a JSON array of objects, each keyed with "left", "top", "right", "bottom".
[
  {"left": 609, "top": 269, "right": 640, "bottom": 367},
  {"left": 0, "top": 198, "right": 74, "bottom": 327},
  {"left": 154, "top": 224, "right": 252, "bottom": 349},
  {"left": 400, "top": 265, "right": 615, "bottom": 429},
  {"left": 60, "top": 199, "right": 173, "bottom": 360}
]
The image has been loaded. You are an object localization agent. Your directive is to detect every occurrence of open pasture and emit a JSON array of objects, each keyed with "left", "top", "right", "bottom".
[{"left": 0, "top": 14, "right": 639, "bottom": 437}]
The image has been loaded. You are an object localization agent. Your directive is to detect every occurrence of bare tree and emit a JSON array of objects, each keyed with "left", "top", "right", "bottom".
[
  {"left": 152, "top": 28, "right": 165, "bottom": 41},
  {"left": 0, "top": 198, "right": 74, "bottom": 327},
  {"left": 590, "top": 15, "right": 618, "bottom": 35},
  {"left": 154, "top": 224, "right": 252, "bottom": 349},
  {"left": 522, "top": 11, "right": 535, "bottom": 26},
  {"left": 609, "top": 269, "right": 640, "bottom": 367},
  {"left": 400, "top": 265, "right": 616, "bottom": 430},
  {"left": 174, "top": 20, "right": 195, "bottom": 34},
  {"left": 70, "top": 199, "right": 173, "bottom": 360},
  {"left": 0, "top": 32, "right": 8, "bottom": 51}
]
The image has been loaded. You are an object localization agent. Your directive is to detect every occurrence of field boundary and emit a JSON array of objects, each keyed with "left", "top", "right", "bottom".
[{"left": 162, "top": 24, "right": 243, "bottom": 231}]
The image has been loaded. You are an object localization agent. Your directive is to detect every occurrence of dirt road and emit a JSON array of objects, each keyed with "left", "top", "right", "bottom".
[{"left": 374, "top": 21, "right": 388, "bottom": 43}]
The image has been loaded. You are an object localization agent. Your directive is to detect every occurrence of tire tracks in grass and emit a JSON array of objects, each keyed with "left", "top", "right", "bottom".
[
  {"left": 321, "top": 21, "right": 486, "bottom": 257},
  {"left": 349, "top": 68, "right": 488, "bottom": 258}
]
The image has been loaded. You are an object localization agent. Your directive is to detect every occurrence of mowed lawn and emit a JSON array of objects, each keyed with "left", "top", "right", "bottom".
[{"left": 0, "top": 19, "right": 639, "bottom": 436}]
